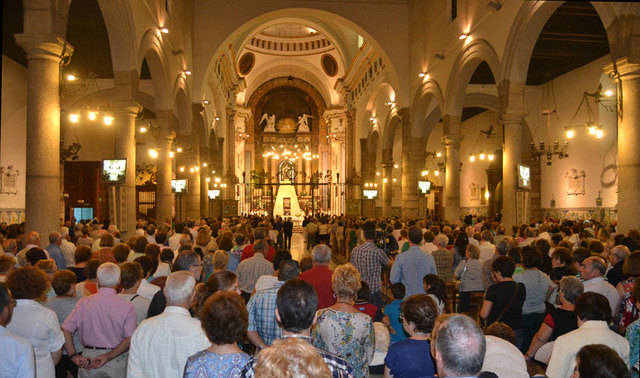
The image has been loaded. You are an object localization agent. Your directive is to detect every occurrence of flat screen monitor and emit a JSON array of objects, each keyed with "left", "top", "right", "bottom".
[
  {"left": 101, "top": 159, "right": 126, "bottom": 183},
  {"left": 171, "top": 179, "right": 187, "bottom": 193},
  {"left": 363, "top": 189, "right": 378, "bottom": 199},
  {"left": 518, "top": 164, "right": 531, "bottom": 190},
  {"left": 418, "top": 180, "right": 432, "bottom": 194}
]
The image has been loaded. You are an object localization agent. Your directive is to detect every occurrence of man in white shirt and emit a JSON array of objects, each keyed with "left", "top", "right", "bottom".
[
  {"left": 60, "top": 227, "right": 77, "bottom": 267},
  {"left": 421, "top": 231, "right": 438, "bottom": 254},
  {"left": 0, "top": 282, "right": 35, "bottom": 378},
  {"left": 478, "top": 230, "right": 496, "bottom": 264},
  {"left": 167, "top": 223, "right": 185, "bottom": 252},
  {"left": 128, "top": 271, "right": 210, "bottom": 377},
  {"left": 546, "top": 292, "right": 629, "bottom": 378},
  {"left": 482, "top": 335, "right": 528, "bottom": 378},
  {"left": 580, "top": 256, "right": 620, "bottom": 317}
]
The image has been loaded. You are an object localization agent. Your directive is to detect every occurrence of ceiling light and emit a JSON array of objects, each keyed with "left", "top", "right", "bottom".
[
  {"left": 139, "top": 126, "right": 148, "bottom": 133},
  {"left": 160, "top": 27, "right": 169, "bottom": 34},
  {"left": 565, "top": 129, "right": 575, "bottom": 139},
  {"left": 588, "top": 125, "right": 597, "bottom": 135},
  {"left": 202, "top": 162, "right": 208, "bottom": 167},
  {"left": 103, "top": 115, "right": 114, "bottom": 126},
  {"left": 69, "top": 113, "right": 80, "bottom": 123},
  {"left": 148, "top": 149, "right": 158, "bottom": 159},
  {"left": 211, "top": 170, "right": 216, "bottom": 174},
  {"left": 66, "top": 74, "right": 77, "bottom": 81},
  {"left": 88, "top": 111, "right": 97, "bottom": 121}
]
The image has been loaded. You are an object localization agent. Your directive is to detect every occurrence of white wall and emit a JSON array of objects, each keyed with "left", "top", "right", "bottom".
[
  {"left": 0, "top": 56, "right": 27, "bottom": 223},
  {"left": 529, "top": 56, "right": 617, "bottom": 210},
  {"left": 459, "top": 110, "right": 501, "bottom": 208}
]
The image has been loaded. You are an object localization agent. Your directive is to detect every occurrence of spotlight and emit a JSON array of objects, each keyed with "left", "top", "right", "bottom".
[
  {"left": 488, "top": 154, "right": 495, "bottom": 161},
  {"left": 183, "top": 70, "right": 191, "bottom": 76},
  {"left": 88, "top": 111, "right": 97, "bottom": 121},
  {"left": 393, "top": 164, "right": 399, "bottom": 169},
  {"left": 434, "top": 170, "right": 440, "bottom": 176},
  {"left": 66, "top": 74, "right": 77, "bottom": 81},
  {"left": 479, "top": 153, "right": 486, "bottom": 160},
  {"left": 103, "top": 115, "right": 114, "bottom": 126},
  {"left": 176, "top": 147, "right": 183, "bottom": 153},
  {"left": 604, "top": 89, "right": 614, "bottom": 97},
  {"left": 565, "top": 129, "right": 575, "bottom": 139},
  {"left": 179, "top": 166, "right": 185, "bottom": 172},
  {"left": 148, "top": 149, "right": 158, "bottom": 159},
  {"left": 160, "top": 27, "right": 169, "bottom": 34},
  {"left": 436, "top": 152, "right": 442, "bottom": 158},
  {"left": 169, "top": 151, "right": 175, "bottom": 158},
  {"left": 459, "top": 33, "right": 468, "bottom": 40},
  {"left": 203, "top": 100, "right": 210, "bottom": 105},
  {"left": 469, "top": 155, "right": 476, "bottom": 162},
  {"left": 69, "top": 113, "right": 80, "bottom": 123},
  {"left": 202, "top": 162, "right": 208, "bottom": 167},
  {"left": 139, "top": 126, "right": 148, "bottom": 133},
  {"left": 588, "top": 126, "right": 597, "bottom": 135},
  {"left": 595, "top": 129, "right": 604, "bottom": 139}
]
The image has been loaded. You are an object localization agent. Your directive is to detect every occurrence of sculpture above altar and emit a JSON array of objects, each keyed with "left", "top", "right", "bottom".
[{"left": 259, "top": 112, "right": 312, "bottom": 134}]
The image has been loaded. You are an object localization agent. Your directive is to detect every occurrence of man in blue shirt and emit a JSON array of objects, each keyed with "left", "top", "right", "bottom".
[
  {"left": 46, "top": 232, "right": 67, "bottom": 270},
  {"left": 390, "top": 226, "right": 437, "bottom": 297}
]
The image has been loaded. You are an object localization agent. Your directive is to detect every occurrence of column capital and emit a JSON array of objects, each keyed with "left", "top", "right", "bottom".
[
  {"left": 113, "top": 101, "right": 142, "bottom": 118},
  {"left": 15, "top": 34, "right": 72, "bottom": 62},
  {"left": 499, "top": 112, "right": 525, "bottom": 125},
  {"left": 606, "top": 58, "right": 640, "bottom": 80}
]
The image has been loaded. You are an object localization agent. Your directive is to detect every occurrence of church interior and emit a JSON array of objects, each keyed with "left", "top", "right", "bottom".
[{"left": 2, "top": 0, "right": 640, "bottom": 239}]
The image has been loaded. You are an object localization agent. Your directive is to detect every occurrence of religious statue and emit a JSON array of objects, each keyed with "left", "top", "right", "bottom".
[
  {"left": 297, "top": 113, "right": 313, "bottom": 132},
  {"left": 259, "top": 113, "right": 277, "bottom": 132}
]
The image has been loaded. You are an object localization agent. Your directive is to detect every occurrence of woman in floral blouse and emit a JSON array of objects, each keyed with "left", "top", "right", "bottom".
[{"left": 313, "top": 263, "right": 375, "bottom": 378}]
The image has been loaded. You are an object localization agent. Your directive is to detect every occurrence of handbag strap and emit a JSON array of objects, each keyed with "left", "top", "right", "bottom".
[{"left": 495, "top": 282, "right": 519, "bottom": 323}]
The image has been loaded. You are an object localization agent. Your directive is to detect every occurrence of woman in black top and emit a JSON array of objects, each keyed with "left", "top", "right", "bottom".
[
  {"left": 480, "top": 256, "right": 526, "bottom": 332},
  {"left": 524, "top": 275, "right": 582, "bottom": 363}
]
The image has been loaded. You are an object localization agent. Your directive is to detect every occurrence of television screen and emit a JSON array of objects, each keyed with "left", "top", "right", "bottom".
[
  {"left": 518, "top": 164, "right": 531, "bottom": 190},
  {"left": 102, "top": 159, "right": 127, "bottom": 183},
  {"left": 171, "top": 179, "right": 187, "bottom": 193},
  {"left": 207, "top": 189, "right": 220, "bottom": 199},
  {"left": 418, "top": 180, "right": 432, "bottom": 194},
  {"left": 363, "top": 189, "right": 378, "bottom": 199}
]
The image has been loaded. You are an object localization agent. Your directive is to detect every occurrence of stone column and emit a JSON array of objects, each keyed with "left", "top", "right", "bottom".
[
  {"left": 183, "top": 146, "right": 201, "bottom": 220},
  {"left": 15, "top": 34, "right": 69, "bottom": 237},
  {"left": 113, "top": 102, "right": 140, "bottom": 236},
  {"left": 501, "top": 113, "right": 524, "bottom": 232},
  {"left": 401, "top": 108, "right": 425, "bottom": 218},
  {"left": 382, "top": 159, "right": 393, "bottom": 217},
  {"left": 443, "top": 115, "right": 461, "bottom": 223},
  {"left": 610, "top": 60, "right": 640, "bottom": 232},
  {"left": 155, "top": 126, "right": 175, "bottom": 224},
  {"left": 199, "top": 147, "right": 209, "bottom": 217}
]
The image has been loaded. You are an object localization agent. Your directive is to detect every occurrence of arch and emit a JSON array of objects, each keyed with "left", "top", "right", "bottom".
[
  {"left": 501, "top": 1, "right": 625, "bottom": 85},
  {"left": 411, "top": 78, "right": 444, "bottom": 139},
  {"left": 462, "top": 93, "right": 500, "bottom": 113},
  {"left": 174, "top": 88, "right": 191, "bottom": 135},
  {"left": 195, "top": 7, "right": 405, "bottom": 106},
  {"left": 444, "top": 39, "right": 501, "bottom": 117},
  {"left": 367, "top": 129, "right": 380, "bottom": 154},
  {"left": 243, "top": 59, "right": 333, "bottom": 107},
  {"left": 246, "top": 76, "right": 327, "bottom": 115},
  {"left": 381, "top": 110, "right": 403, "bottom": 154},
  {"left": 97, "top": 0, "right": 138, "bottom": 72},
  {"left": 137, "top": 30, "right": 172, "bottom": 110}
]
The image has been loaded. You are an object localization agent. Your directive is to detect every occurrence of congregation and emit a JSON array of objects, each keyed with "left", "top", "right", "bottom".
[{"left": 0, "top": 215, "right": 638, "bottom": 378}]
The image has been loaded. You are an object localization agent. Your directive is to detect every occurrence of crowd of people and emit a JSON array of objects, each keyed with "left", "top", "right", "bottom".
[{"left": 0, "top": 215, "right": 638, "bottom": 378}]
